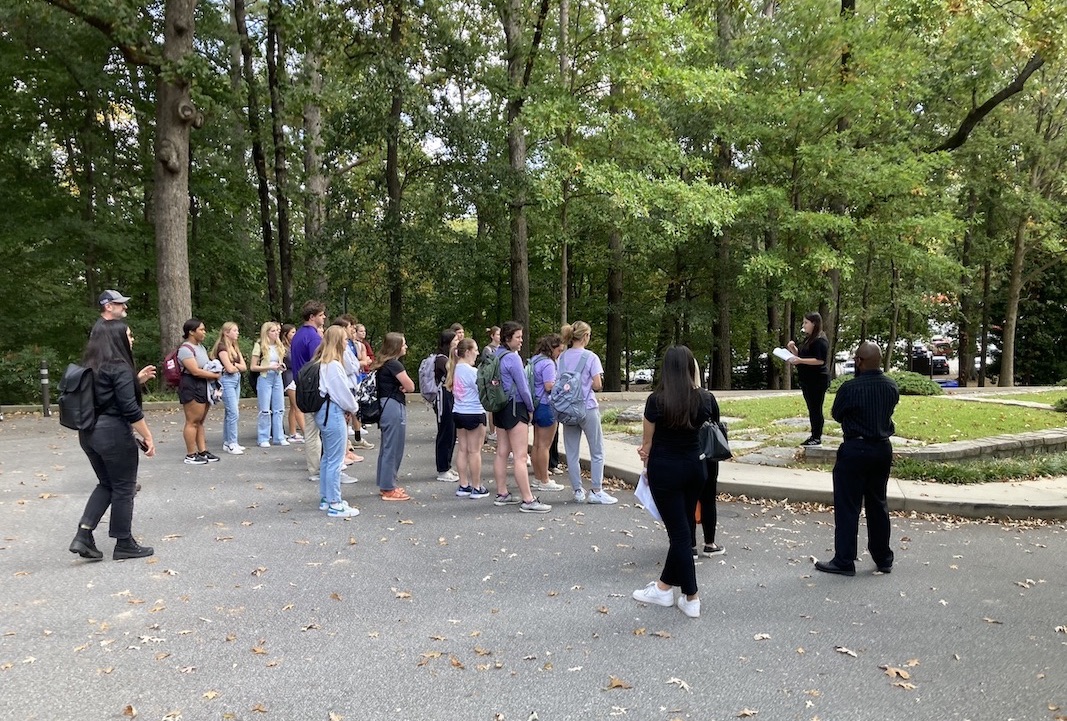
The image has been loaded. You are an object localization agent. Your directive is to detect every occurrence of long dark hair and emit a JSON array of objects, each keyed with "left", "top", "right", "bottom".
[
  {"left": 801, "top": 312, "right": 826, "bottom": 351},
  {"left": 437, "top": 329, "right": 457, "bottom": 356},
  {"left": 84, "top": 320, "right": 141, "bottom": 406},
  {"left": 654, "top": 345, "right": 702, "bottom": 429},
  {"left": 533, "top": 333, "right": 562, "bottom": 357}
]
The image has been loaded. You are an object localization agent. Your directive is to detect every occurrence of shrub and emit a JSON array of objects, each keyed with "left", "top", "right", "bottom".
[
  {"left": 1054, "top": 397, "right": 1067, "bottom": 413},
  {"left": 0, "top": 346, "right": 67, "bottom": 405},
  {"left": 830, "top": 370, "right": 942, "bottom": 396}
]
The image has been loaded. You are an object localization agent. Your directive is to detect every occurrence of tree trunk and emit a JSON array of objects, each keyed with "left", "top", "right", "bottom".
[
  {"left": 499, "top": 0, "right": 550, "bottom": 340},
  {"left": 301, "top": 6, "right": 328, "bottom": 299},
  {"left": 267, "top": 0, "right": 293, "bottom": 318},
  {"left": 385, "top": 0, "right": 405, "bottom": 330},
  {"left": 154, "top": 0, "right": 196, "bottom": 351},
  {"left": 999, "top": 213, "right": 1028, "bottom": 387},
  {"left": 558, "top": 0, "right": 570, "bottom": 326},
  {"left": 957, "top": 189, "right": 978, "bottom": 385},
  {"left": 234, "top": 0, "right": 279, "bottom": 319}
]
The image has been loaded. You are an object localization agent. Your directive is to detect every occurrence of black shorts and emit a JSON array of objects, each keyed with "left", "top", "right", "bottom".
[
  {"left": 178, "top": 374, "right": 208, "bottom": 405},
  {"left": 453, "top": 412, "right": 487, "bottom": 431},
  {"left": 493, "top": 401, "right": 530, "bottom": 431}
]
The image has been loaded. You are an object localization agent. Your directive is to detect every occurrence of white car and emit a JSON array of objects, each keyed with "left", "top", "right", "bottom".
[
  {"left": 841, "top": 359, "right": 856, "bottom": 375},
  {"left": 632, "top": 369, "right": 653, "bottom": 384}
]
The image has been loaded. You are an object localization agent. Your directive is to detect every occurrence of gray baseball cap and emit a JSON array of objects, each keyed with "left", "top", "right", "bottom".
[{"left": 98, "top": 289, "right": 131, "bottom": 306}]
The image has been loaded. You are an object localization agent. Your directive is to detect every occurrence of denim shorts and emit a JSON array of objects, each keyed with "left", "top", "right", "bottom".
[{"left": 532, "top": 403, "right": 555, "bottom": 428}]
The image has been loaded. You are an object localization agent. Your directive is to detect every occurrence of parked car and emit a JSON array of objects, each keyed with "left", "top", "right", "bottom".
[
  {"left": 632, "top": 369, "right": 653, "bottom": 385},
  {"left": 841, "top": 359, "right": 856, "bottom": 375},
  {"left": 931, "top": 355, "right": 950, "bottom": 375}
]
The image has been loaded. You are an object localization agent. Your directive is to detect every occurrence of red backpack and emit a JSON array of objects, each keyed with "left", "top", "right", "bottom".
[{"left": 162, "top": 343, "right": 193, "bottom": 388}]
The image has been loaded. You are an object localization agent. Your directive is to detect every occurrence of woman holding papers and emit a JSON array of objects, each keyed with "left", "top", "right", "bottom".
[{"left": 787, "top": 312, "right": 830, "bottom": 447}]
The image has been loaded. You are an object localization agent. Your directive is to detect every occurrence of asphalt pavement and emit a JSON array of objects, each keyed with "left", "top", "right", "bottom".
[{"left": 1, "top": 404, "right": 1065, "bottom": 721}]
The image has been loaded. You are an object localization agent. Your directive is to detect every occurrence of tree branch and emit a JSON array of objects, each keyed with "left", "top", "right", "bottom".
[
  {"left": 42, "top": 0, "right": 158, "bottom": 67},
  {"left": 930, "top": 53, "right": 1045, "bottom": 152}
]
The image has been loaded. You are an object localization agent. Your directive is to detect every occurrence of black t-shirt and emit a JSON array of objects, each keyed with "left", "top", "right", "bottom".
[
  {"left": 797, "top": 337, "right": 830, "bottom": 384},
  {"left": 643, "top": 389, "right": 717, "bottom": 456},
  {"left": 376, "top": 358, "right": 407, "bottom": 405}
]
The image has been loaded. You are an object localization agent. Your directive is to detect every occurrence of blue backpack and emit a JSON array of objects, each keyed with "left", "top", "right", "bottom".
[{"left": 550, "top": 351, "right": 590, "bottom": 426}]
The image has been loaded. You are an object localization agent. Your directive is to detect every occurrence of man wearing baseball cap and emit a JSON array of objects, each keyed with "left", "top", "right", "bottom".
[
  {"left": 99, "top": 290, "right": 131, "bottom": 321},
  {"left": 94, "top": 290, "right": 156, "bottom": 385}
]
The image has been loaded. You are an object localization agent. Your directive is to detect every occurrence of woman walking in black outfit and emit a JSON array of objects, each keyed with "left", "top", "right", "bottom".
[
  {"left": 634, "top": 346, "right": 715, "bottom": 619},
  {"left": 788, "top": 311, "right": 831, "bottom": 447},
  {"left": 69, "top": 321, "right": 156, "bottom": 561}
]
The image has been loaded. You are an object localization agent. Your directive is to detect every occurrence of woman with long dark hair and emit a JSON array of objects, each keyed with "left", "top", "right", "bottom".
[
  {"left": 634, "top": 345, "right": 716, "bottom": 618},
  {"left": 372, "top": 332, "right": 416, "bottom": 501},
  {"left": 433, "top": 329, "right": 459, "bottom": 482},
  {"left": 69, "top": 321, "right": 156, "bottom": 560},
  {"left": 787, "top": 312, "right": 831, "bottom": 447}
]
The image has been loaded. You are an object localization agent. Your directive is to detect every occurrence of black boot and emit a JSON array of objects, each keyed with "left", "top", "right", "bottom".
[
  {"left": 113, "top": 537, "right": 154, "bottom": 560},
  {"left": 69, "top": 527, "right": 103, "bottom": 561}
]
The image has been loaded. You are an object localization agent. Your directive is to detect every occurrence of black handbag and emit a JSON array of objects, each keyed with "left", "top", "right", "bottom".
[{"left": 699, "top": 420, "right": 731, "bottom": 462}]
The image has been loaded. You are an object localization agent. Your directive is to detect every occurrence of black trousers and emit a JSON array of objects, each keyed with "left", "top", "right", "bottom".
[
  {"left": 648, "top": 453, "right": 707, "bottom": 596},
  {"left": 689, "top": 459, "right": 719, "bottom": 547},
  {"left": 800, "top": 376, "right": 829, "bottom": 439},
  {"left": 548, "top": 428, "right": 560, "bottom": 469},
  {"left": 434, "top": 389, "right": 456, "bottom": 472},
  {"left": 78, "top": 415, "right": 139, "bottom": 539},
  {"left": 831, "top": 438, "right": 894, "bottom": 571}
]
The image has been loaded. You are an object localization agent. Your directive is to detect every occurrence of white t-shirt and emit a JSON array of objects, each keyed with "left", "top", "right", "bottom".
[{"left": 452, "top": 363, "right": 483, "bottom": 415}]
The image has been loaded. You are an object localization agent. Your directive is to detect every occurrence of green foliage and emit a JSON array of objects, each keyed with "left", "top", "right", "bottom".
[
  {"left": 829, "top": 371, "right": 943, "bottom": 396},
  {"left": 1054, "top": 398, "right": 1067, "bottom": 413},
  {"left": 893, "top": 453, "right": 1067, "bottom": 485},
  {"left": 0, "top": 347, "right": 64, "bottom": 405}
]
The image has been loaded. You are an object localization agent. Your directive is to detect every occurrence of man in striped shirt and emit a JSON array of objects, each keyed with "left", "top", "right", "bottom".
[{"left": 815, "top": 341, "right": 900, "bottom": 577}]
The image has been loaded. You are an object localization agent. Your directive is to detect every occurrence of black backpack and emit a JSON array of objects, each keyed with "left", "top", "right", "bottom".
[
  {"left": 58, "top": 363, "right": 97, "bottom": 431},
  {"left": 295, "top": 362, "right": 328, "bottom": 413}
]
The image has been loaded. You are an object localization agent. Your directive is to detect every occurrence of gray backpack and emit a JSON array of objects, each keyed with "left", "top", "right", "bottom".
[{"left": 549, "top": 351, "right": 590, "bottom": 426}]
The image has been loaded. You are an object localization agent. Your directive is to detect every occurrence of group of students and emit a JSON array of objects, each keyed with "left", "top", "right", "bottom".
[{"left": 423, "top": 320, "right": 620, "bottom": 515}]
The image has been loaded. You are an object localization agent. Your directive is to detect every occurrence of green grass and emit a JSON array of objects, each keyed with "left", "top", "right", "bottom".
[
  {"left": 718, "top": 395, "right": 1066, "bottom": 443},
  {"left": 892, "top": 453, "right": 1067, "bottom": 484},
  {"left": 980, "top": 391, "right": 1067, "bottom": 406}
]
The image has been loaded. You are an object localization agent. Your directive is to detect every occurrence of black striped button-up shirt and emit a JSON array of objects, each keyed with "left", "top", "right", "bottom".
[{"left": 831, "top": 369, "right": 899, "bottom": 442}]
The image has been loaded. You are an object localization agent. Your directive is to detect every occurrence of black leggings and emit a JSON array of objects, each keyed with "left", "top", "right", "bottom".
[
  {"left": 434, "top": 389, "right": 456, "bottom": 472},
  {"left": 689, "top": 460, "right": 719, "bottom": 547},
  {"left": 647, "top": 453, "right": 707, "bottom": 596},
  {"left": 801, "top": 376, "right": 830, "bottom": 439},
  {"left": 78, "top": 416, "right": 139, "bottom": 539}
]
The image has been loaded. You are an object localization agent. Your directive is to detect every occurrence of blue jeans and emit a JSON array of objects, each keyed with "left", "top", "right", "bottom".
[
  {"left": 562, "top": 407, "right": 604, "bottom": 492},
  {"left": 316, "top": 402, "right": 346, "bottom": 504},
  {"left": 256, "top": 372, "right": 284, "bottom": 444},
  {"left": 375, "top": 399, "right": 406, "bottom": 491},
  {"left": 220, "top": 372, "right": 241, "bottom": 447}
]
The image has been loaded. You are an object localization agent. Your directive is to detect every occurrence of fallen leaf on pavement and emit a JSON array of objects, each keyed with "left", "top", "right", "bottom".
[
  {"left": 604, "top": 675, "right": 633, "bottom": 690},
  {"left": 737, "top": 709, "right": 757, "bottom": 718},
  {"left": 880, "top": 665, "right": 910, "bottom": 680},
  {"left": 835, "top": 646, "right": 857, "bottom": 658},
  {"left": 666, "top": 677, "right": 691, "bottom": 692}
]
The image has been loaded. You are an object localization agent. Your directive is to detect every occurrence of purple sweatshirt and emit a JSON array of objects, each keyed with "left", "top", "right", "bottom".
[{"left": 496, "top": 346, "right": 534, "bottom": 413}]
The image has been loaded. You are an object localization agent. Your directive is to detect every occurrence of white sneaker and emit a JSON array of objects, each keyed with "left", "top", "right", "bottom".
[
  {"left": 533, "top": 479, "right": 565, "bottom": 492},
  {"left": 632, "top": 582, "right": 674, "bottom": 607},
  {"left": 573, "top": 488, "right": 586, "bottom": 503},
  {"left": 347, "top": 427, "right": 355, "bottom": 436},
  {"left": 435, "top": 469, "right": 459, "bottom": 482},
  {"left": 223, "top": 443, "right": 244, "bottom": 455},
  {"left": 340, "top": 472, "right": 359, "bottom": 484},
  {"left": 278, "top": 438, "right": 290, "bottom": 446},
  {"left": 308, "top": 474, "right": 320, "bottom": 482},
  {"left": 327, "top": 502, "right": 359, "bottom": 518},
  {"left": 258, "top": 441, "right": 270, "bottom": 448},
  {"left": 677, "top": 595, "right": 700, "bottom": 618},
  {"left": 288, "top": 434, "right": 305, "bottom": 443},
  {"left": 587, "top": 490, "right": 618, "bottom": 505}
]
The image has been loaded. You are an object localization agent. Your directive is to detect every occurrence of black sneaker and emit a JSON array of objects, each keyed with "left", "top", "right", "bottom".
[
  {"left": 200, "top": 451, "right": 220, "bottom": 463},
  {"left": 184, "top": 453, "right": 208, "bottom": 465},
  {"left": 114, "top": 538, "right": 154, "bottom": 560},
  {"left": 800, "top": 437, "right": 822, "bottom": 447}
]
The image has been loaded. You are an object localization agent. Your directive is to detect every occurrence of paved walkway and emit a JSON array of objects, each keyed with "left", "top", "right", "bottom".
[{"left": 570, "top": 433, "right": 1067, "bottom": 521}]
